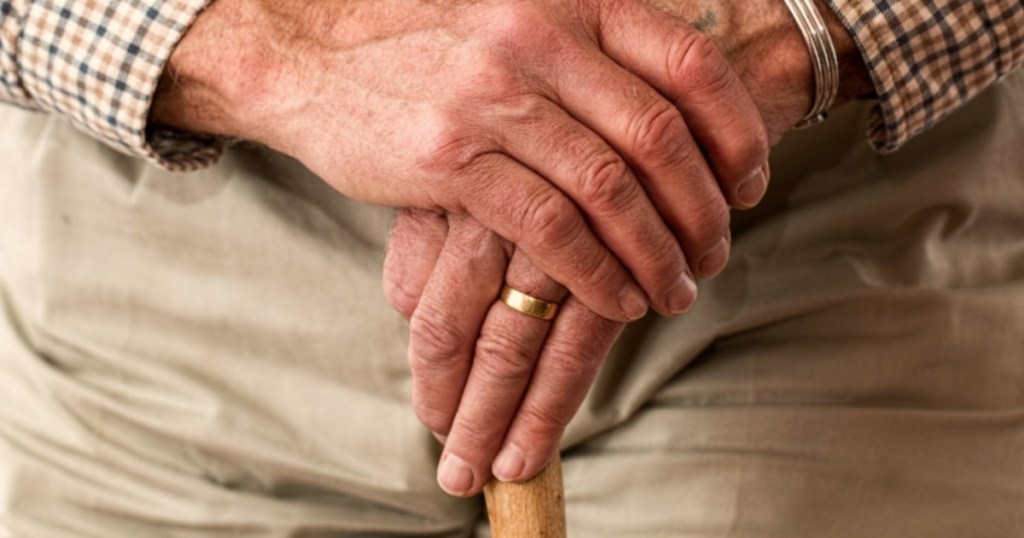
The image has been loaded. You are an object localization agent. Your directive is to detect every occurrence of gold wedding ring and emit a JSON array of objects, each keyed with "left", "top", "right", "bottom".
[{"left": 498, "top": 284, "right": 560, "bottom": 321}]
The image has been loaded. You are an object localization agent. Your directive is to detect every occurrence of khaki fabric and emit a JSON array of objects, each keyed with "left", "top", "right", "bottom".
[{"left": 1, "top": 70, "right": 1023, "bottom": 537}]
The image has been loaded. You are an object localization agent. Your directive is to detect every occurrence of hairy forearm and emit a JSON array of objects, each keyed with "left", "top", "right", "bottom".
[
  {"left": 152, "top": 0, "right": 873, "bottom": 145},
  {"left": 151, "top": 0, "right": 264, "bottom": 139}
]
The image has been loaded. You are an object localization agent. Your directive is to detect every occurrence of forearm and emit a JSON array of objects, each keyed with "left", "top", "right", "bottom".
[{"left": 152, "top": 0, "right": 875, "bottom": 152}]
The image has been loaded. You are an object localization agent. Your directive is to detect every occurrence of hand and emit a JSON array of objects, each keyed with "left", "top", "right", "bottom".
[
  {"left": 150, "top": 0, "right": 771, "bottom": 322},
  {"left": 385, "top": 209, "right": 625, "bottom": 497},
  {"left": 381, "top": 0, "right": 875, "bottom": 497}
]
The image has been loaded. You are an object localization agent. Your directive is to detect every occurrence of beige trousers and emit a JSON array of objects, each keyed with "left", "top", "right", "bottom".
[{"left": 1, "top": 70, "right": 1023, "bottom": 537}]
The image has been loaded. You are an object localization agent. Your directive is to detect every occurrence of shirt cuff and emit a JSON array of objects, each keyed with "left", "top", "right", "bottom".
[
  {"left": 1, "top": 0, "right": 38, "bottom": 109},
  {"left": 824, "top": 0, "right": 1024, "bottom": 154},
  {"left": 18, "top": 0, "right": 221, "bottom": 171}
]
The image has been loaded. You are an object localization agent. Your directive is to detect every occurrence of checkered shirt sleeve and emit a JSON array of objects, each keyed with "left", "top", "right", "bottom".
[
  {"left": 4, "top": 1, "right": 1023, "bottom": 167},
  {"left": 0, "top": 0, "right": 220, "bottom": 170},
  {"left": 826, "top": 0, "right": 1024, "bottom": 153}
]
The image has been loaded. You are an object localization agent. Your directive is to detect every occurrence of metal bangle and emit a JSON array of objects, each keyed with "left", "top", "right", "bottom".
[{"left": 782, "top": 0, "right": 839, "bottom": 128}]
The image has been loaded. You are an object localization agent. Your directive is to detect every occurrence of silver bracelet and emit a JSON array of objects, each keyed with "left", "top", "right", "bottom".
[{"left": 782, "top": 0, "right": 839, "bottom": 128}]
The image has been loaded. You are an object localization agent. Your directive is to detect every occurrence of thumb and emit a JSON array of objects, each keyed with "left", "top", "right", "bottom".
[{"left": 383, "top": 209, "right": 450, "bottom": 318}]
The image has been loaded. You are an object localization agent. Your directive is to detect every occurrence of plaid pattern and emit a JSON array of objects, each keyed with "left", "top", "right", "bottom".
[
  {"left": 826, "top": 0, "right": 1024, "bottom": 153},
  {"left": 2, "top": 1, "right": 1023, "bottom": 167},
  {"left": 0, "top": 0, "right": 218, "bottom": 170}
]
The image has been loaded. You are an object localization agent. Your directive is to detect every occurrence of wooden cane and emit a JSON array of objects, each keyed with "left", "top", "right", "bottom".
[{"left": 483, "top": 453, "right": 566, "bottom": 537}]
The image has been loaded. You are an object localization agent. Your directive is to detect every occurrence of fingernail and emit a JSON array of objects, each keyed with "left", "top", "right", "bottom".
[
  {"left": 618, "top": 283, "right": 649, "bottom": 321},
  {"left": 432, "top": 432, "right": 448, "bottom": 445},
  {"left": 738, "top": 165, "right": 768, "bottom": 208},
  {"left": 437, "top": 453, "right": 475, "bottom": 496},
  {"left": 493, "top": 444, "right": 526, "bottom": 482},
  {"left": 666, "top": 271, "right": 698, "bottom": 315},
  {"left": 698, "top": 236, "right": 730, "bottom": 277}
]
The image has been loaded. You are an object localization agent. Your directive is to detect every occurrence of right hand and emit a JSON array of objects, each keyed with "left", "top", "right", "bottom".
[{"left": 152, "top": 0, "right": 769, "bottom": 321}]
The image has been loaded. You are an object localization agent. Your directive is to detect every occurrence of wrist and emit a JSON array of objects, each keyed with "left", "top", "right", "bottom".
[
  {"left": 684, "top": 0, "right": 873, "bottom": 137},
  {"left": 150, "top": 0, "right": 286, "bottom": 144}
]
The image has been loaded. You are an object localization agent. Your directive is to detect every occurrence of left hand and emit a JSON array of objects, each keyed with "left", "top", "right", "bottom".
[{"left": 385, "top": 209, "right": 627, "bottom": 497}]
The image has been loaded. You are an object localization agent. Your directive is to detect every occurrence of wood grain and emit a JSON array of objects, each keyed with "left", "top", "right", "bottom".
[{"left": 484, "top": 454, "right": 566, "bottom": 537}]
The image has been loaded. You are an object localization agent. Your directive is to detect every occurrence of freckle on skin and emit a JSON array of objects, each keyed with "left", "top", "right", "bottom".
[{"left": 692, "top": 9, "right": 719, "bottom": 33}]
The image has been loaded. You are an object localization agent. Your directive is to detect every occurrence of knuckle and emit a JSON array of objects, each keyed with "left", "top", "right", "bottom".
[
  {"left": 564, "top": 251, "right": 621, "bottom": 303},
  {"left": 566, "top": 244, "right": 618, "bottom": 293},
  {"left": 486, "top": 3, "right": 557, "bottom": 51},
  {"left": 408, "top": 309, "right": 467, "bottom": 371},
  {"left": 520, "top": 190, "right": 580, "bottom": 251},
  {"left": 454, "top": 413, "right": 502, "bottom": 452},
  {"left": 517, "top": 191, "right": 623, "bottom": 295},
  {"left": 628, "top": 99, "right": 688, "bottom": 161},
  {"left": 578, "top": 153, "right": 638, "bottom": 214},
  {"left": 669, "top": 31, "right": 732, "bottom": 94},
  {"left": 462, "top": 59, "right": 535, "bottom": 110},
  {"left": 491, "top": 3, "right": 543, "bottom": 36},
  {"left": 474, "top": 328, "right": 538, "bottom": 384},
  {"left": 516, "top": 404, "right": 568, "bottom": 440},
  {"left": 417, "top": 113, "right": 492, "bottom": 175},
  {"left": 396, "top": 207, "right": 447, "bottom": 235},
  {"left": 543, "top": 340, "right": 604, "bottom": 380},
  {"left": 448, "top": 220, "right": 511, "bottom": 273},
  {"left": 382, "top": 277, "right": 419, "bottom": 318},
  {"left": 655, "top": 130, "right": 704, "bottom": 175},
  {"left": 449, "top": 216, "right": 494, "bottom": 253},
  {"left": 497, "top": 93, "right": 551, "bottom": 125}
]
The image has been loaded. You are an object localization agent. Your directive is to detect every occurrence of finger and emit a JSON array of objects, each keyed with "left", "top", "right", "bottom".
[
  {"left": 491, "top": 298, "right": 625, "bottom": 483},
  {"left": 383, "top": 208, "right": 449, "bottom": 318},
  {"left": 408, "top": 215, "right": 509, "bottom": 436},
  {"left": 596, "top": 2, "right": 771, "bottom": 210},
  {"left": 546, "top": 40, "right": 732, "bottom": 280},
  {"left": 492, "top": 101, "right": 695, "bottom": 316},
  {"left": 461, "top": 154, "right": 648, "bottom": 322},
  {"left": 437, "top": 251, "right": 566, "bottom": 497}
]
